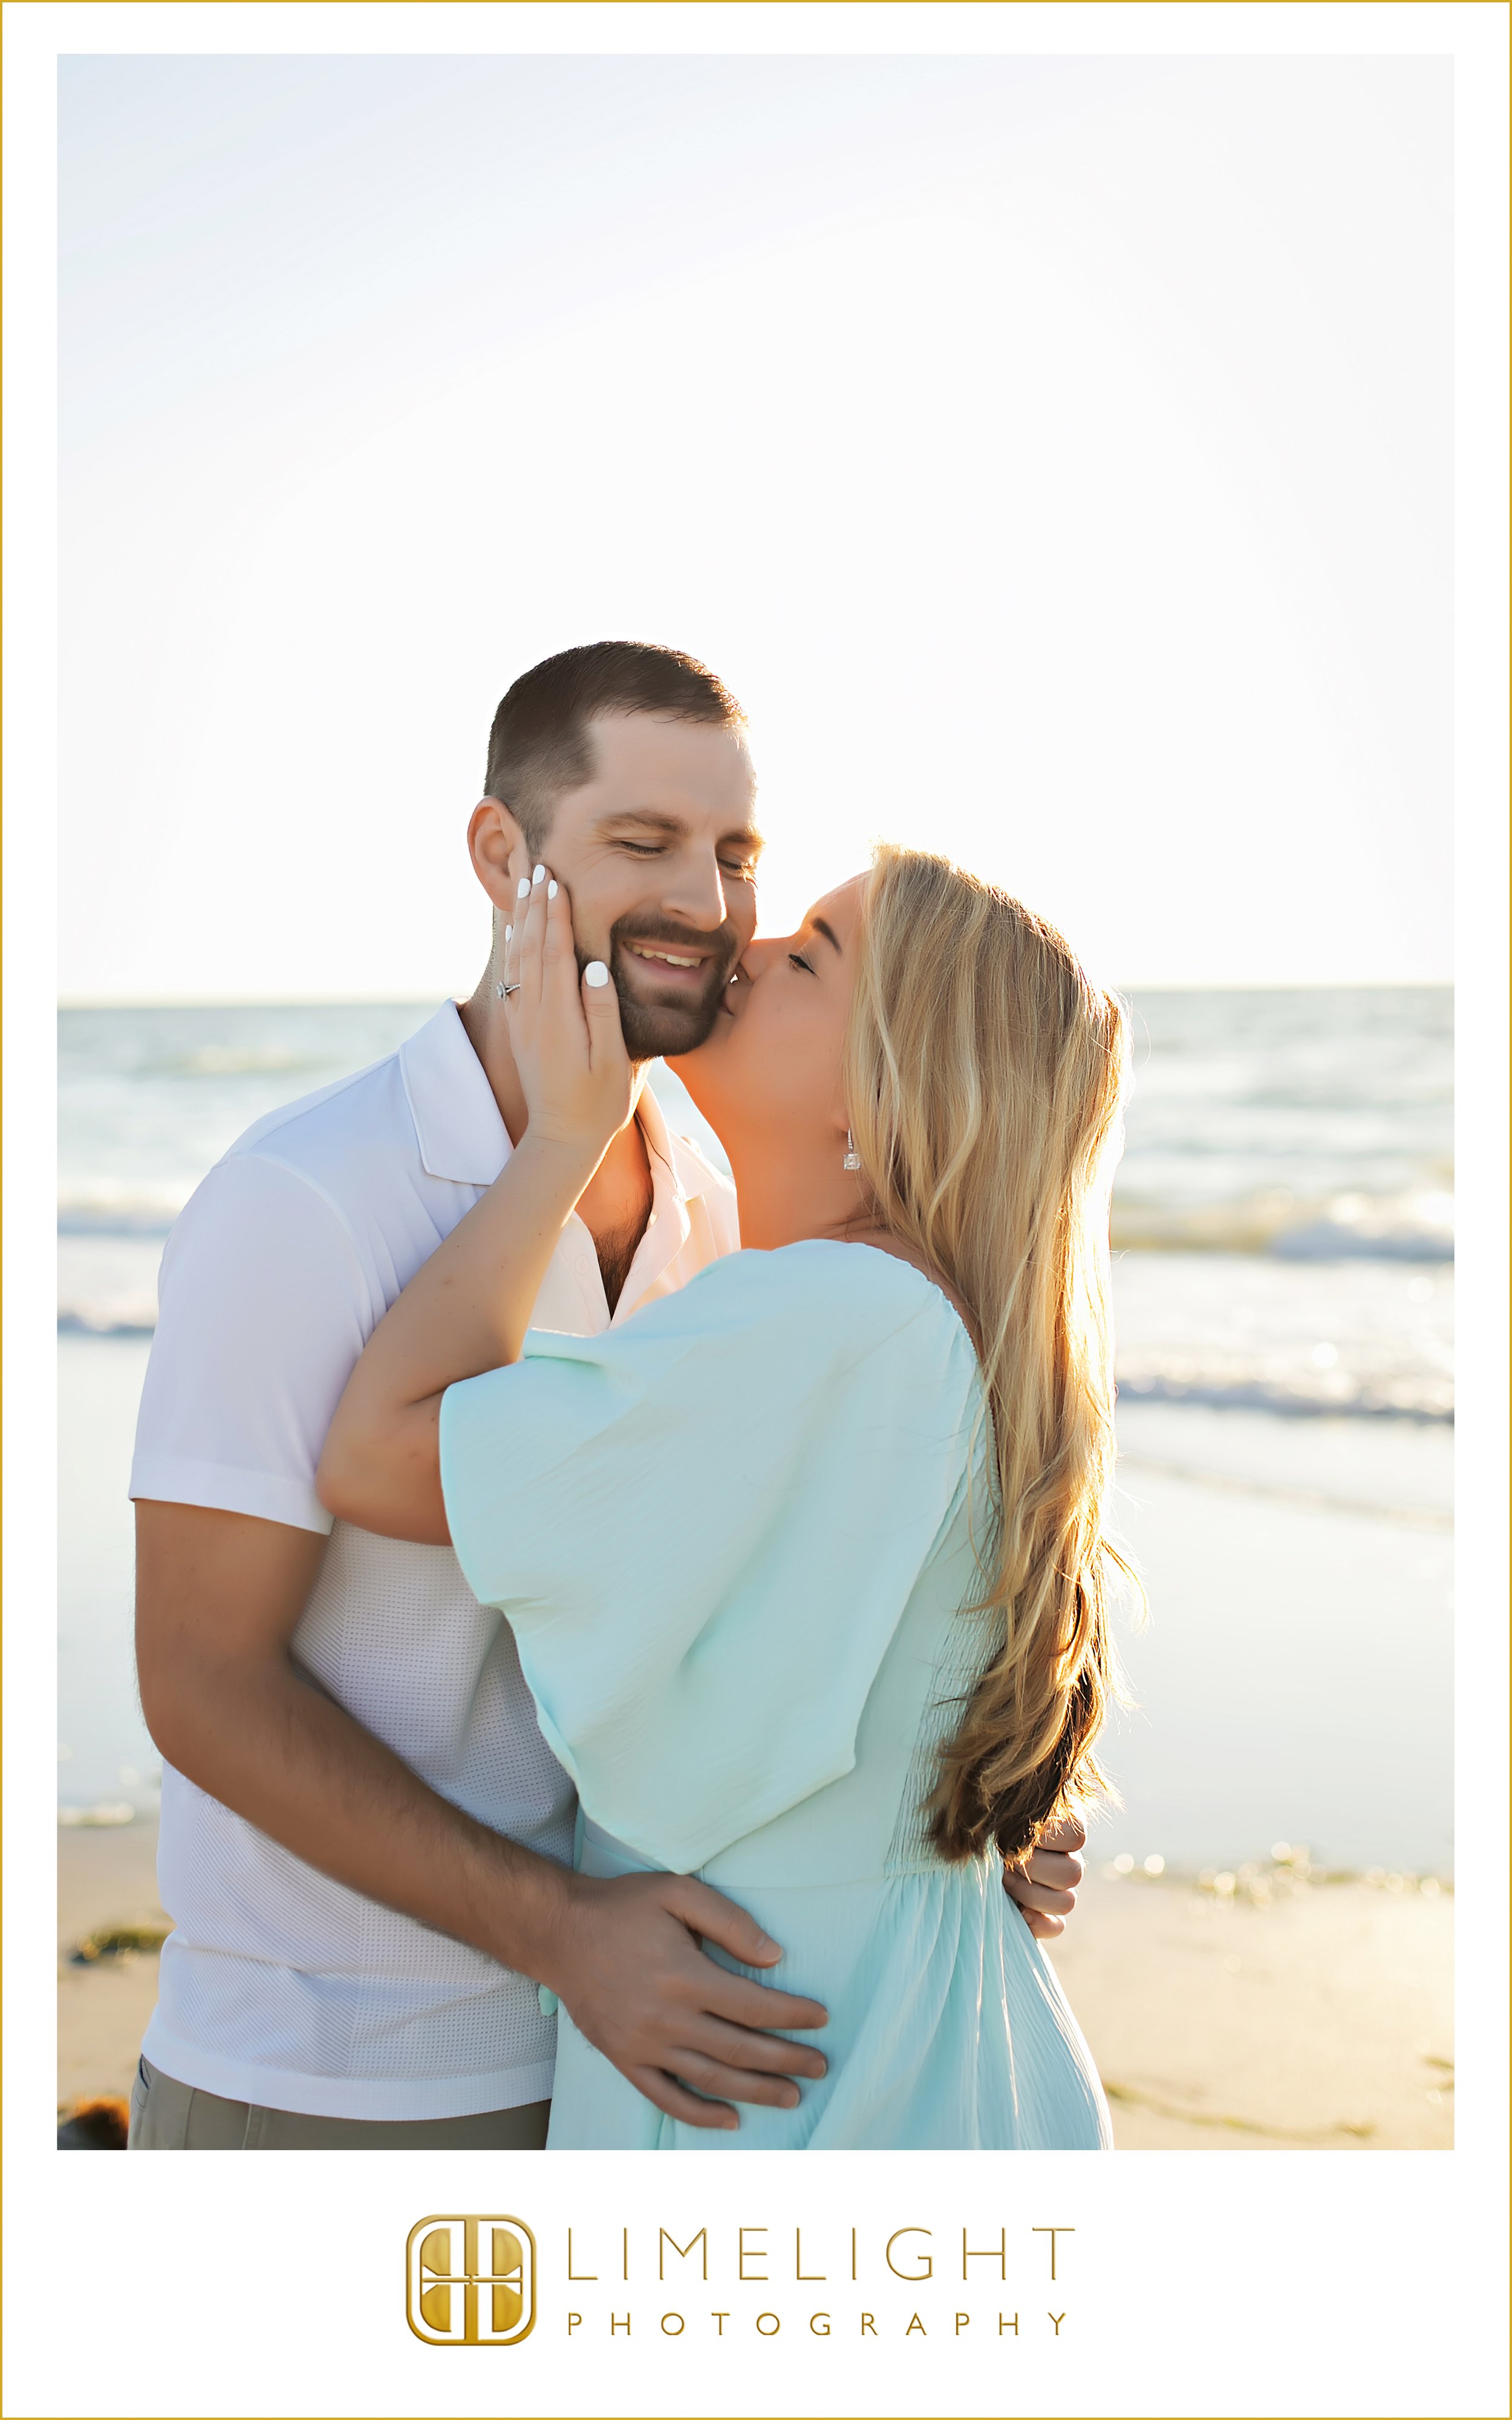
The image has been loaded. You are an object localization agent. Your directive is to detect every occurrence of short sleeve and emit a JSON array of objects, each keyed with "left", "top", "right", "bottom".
[
  {"left": 438, "top": 1242, "right": 980, "bottom": 1872},
  {"left": 129, "top": 1154, "right": 374, "bottom": 1535}
]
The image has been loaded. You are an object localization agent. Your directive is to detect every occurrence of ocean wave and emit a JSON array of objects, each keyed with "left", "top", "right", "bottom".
[
  {"left": 58, "top": 1239, "right": 1456, "bottom": 1403},
  {"left": 65, "top": 1186, "right": 1456, "bottom": 1256},
  {"left": 60, "top": 1324, "right": 1455, "bottom": 1420},
  {"left": 59, "top": 1310, "right": 157, "bottom": 1338},
  {"left": 1269, "top": 1191, "right": 1454, "bottom": 1260},
  {"left": 1109, "top": 1251, "right": 1452, "bottom": 1424},
  {"left": 1116, "top": 1374, "right": 1452, "bottom": 1423},
  {"left": 59, "top": 1187, "right": 188, "bottom": 1239},
  {"left": 1110, "top": 1187, "right": 1453, "bottom": 1261}
]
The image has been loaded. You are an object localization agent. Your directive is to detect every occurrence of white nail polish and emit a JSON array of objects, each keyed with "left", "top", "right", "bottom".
[
  {"left": 532, "top": 863, "right": 546, "bottom": 885},
  {"left": 547, "top": 880, "right": 558, "bottom": 900},
  {"left": 583, "top": 961, "right": 610, "bottom": 988},
  {"left": 516, "top": 876, "right": 530, "bottom": 899}
]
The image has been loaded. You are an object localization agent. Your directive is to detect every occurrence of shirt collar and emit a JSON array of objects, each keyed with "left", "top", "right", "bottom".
[
  {"left": 636, "top": 1079, "right": 712, "bottom": 1207},
  {"left": 399, "top": 1000, "right": 716, "bottom": 1203},
  {"left": 399, "top": 1002, "right": 510, "bottom": 1186}
]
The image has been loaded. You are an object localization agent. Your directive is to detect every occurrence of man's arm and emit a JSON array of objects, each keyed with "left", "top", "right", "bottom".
[{"left": 136, "top": 1500, "right": 826, "bottom": 2130}]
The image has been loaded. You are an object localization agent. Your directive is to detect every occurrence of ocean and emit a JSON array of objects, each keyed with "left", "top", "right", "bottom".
[{"left": 57, "top": 989, "right": 1453, "bottom": 1872}]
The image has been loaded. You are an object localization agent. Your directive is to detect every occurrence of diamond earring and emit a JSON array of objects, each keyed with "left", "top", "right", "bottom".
[{"left": 843, "top": 1130, "right": 861, "bottom": 1171}]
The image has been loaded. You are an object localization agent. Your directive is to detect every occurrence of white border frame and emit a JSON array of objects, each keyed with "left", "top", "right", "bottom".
[{"left": 8, "top": 10, "right": 1507, "bottom": 2418}]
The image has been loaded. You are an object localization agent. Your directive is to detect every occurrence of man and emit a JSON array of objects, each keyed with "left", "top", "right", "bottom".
[{"left": 129, "top": 641, "right": 1084, "bottom": 2151}]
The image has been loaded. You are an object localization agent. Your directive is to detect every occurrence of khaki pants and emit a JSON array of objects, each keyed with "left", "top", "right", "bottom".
[{"left": 128, "top": 2056, "right": 550, "bottom": 2150}]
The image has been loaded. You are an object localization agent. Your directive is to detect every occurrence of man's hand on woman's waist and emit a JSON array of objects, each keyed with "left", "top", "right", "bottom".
[{"left": 527, "top": 1871, "right": 828, "bottom": 2133}]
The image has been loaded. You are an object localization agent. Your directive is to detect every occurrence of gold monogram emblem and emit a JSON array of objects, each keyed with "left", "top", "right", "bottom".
[{"left": 406, "top": 2215, "right": 536, "bottom": 2347}]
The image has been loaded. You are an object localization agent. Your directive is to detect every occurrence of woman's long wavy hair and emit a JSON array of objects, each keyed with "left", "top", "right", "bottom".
[{"left": 843, "top": 845, "right": 1135, "bottom": 1865}]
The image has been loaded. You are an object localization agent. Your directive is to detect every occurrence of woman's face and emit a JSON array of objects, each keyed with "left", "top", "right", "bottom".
[{"left": 670, "top": 874, "right": 867, "bottom": 1155}]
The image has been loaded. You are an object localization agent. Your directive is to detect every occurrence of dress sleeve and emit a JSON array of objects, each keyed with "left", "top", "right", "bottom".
[{"left": 438, "top": 1243, "right": 980, "bottom": 1872}]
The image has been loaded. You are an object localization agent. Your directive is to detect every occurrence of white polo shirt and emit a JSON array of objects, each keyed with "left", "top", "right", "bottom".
[{"left": 129, "top": 1001, "right": 738, "bottom": 2121}]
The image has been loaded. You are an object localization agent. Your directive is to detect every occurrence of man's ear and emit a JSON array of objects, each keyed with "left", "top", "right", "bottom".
[{"left": 468, "top": 797, "right": 531, "bottom": 910}]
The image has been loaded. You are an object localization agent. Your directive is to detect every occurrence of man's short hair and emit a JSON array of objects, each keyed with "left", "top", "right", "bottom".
[{"left": 484, "top": 640, "right": 747, "bottom": 848}]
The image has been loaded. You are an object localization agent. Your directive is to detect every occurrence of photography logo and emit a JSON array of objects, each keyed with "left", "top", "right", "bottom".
[{"left": 406, "top": 2216, "right": 536, "bottom": 2347}]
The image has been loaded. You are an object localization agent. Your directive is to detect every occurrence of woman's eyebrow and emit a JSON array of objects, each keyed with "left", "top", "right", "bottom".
[{"left": 810, "top": 917, "right": 842, "bottom": 955}]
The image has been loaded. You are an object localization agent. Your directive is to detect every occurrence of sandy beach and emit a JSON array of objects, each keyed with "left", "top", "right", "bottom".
[
  {"left": 58, "top": 1819, "right": 1452, "bottom": 2150},
  {"left": 57, "top": 1821, "right": 167, "bottom": 2117},
  {"left": 1048, "top": 1870, "right": 1452, "bottom": 2150}
]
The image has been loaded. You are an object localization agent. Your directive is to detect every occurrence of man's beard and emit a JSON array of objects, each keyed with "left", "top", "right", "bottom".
[{"left": 590, "top": 911, "right": 742, "bottom": 1061}]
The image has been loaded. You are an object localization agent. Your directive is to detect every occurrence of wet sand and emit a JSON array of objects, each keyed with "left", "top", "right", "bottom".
[
  {"left": 58, "top": 1823, "right": 1452, "bottom": 2148},
  {"left": 1104, "top": 1402, "right": 1453, "bottom": 1878}
]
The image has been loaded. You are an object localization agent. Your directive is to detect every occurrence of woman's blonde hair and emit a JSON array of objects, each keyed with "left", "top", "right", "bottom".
[{"left": 843, "top": 845, "right": 1134, "bottom": 1864}]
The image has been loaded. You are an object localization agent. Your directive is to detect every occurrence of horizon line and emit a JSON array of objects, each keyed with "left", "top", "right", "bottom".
[{"left": 58, "top": 977, "right": 1456, "bottom": 1010}]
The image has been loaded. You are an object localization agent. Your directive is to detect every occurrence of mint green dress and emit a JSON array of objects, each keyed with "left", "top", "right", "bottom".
[{"left": 439, "top": 1240, "right": 1112, "bottom": 2151}]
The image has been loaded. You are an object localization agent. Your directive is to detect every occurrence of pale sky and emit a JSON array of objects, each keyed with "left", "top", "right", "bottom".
[{"left": 59, "top": 51, "right": 1452, "bottom": 1001}]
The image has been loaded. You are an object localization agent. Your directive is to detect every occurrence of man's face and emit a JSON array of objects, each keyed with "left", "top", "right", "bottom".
[{"left": 504, "top": 712, "right": 763, "bottom": 1060}]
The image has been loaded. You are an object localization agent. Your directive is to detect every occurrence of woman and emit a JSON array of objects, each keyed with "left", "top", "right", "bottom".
[{"left": 319, "top": 845, "right": 1130, "bottom": 2148}]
